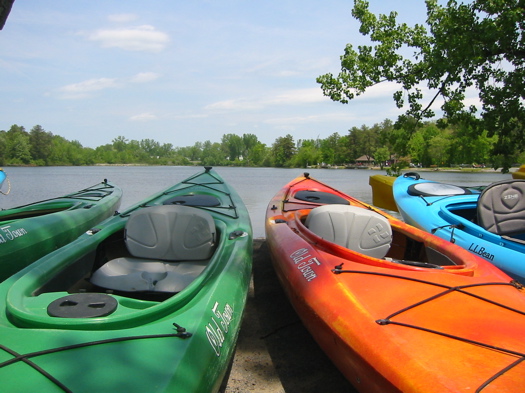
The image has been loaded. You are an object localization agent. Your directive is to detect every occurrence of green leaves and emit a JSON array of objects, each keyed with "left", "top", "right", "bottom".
[{"left": 318, "top": 0, "right": 525, "bottom": 170}]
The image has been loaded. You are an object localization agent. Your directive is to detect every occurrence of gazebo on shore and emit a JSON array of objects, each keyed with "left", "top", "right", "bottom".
[{"left": 355, "top": 155, "right": 374, "bottom": 166}]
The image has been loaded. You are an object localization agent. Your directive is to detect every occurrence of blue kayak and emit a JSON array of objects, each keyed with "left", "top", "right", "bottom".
[
  {"left": 393, "top": 172, "right": 525, "bottom": 282},
  {"left": 0, "top": 169, "right": 5, "bottom": 189}
]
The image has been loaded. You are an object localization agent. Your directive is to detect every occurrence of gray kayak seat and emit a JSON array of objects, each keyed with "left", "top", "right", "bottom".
[
  {"left": 91, "top": 205, "right": 216, "bottom": 293},
  {"left": 477, "top": 179, "right": 525, "bottom": 237},
  {"left": 305, "top": 204, "right": 392, "bottom": 259}
]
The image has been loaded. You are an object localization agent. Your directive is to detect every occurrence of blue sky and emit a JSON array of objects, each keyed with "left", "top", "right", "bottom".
[{"left": 1, "top": 0, "right": 431, "bottom": 149}]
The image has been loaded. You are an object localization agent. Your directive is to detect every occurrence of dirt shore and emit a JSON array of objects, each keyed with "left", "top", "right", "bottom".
[{"left": 224, "top": 239, "right": 357, "bottom": 393}]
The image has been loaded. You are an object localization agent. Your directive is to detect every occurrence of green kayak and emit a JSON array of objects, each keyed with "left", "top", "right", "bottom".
[
  {"left": 0, "top": 179, "right": 122, "bottom": 281},
  {"left": 0, "top": 167, "right": 252, "bottom": 393}
]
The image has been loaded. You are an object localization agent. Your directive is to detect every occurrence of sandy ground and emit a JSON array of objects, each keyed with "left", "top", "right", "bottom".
[{"left": 224, "top": 239, "right": 358, "bottom": 393}]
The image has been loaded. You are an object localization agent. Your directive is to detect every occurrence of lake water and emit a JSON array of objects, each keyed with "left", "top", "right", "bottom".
[{"left": 0, "top": 166, "right": 512, "bottom": 238}]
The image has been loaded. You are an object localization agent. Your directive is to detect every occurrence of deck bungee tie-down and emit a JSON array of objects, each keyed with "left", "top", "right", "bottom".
[
  {"left": 4, "top": 180, "right": 117, "bottom": 208},
  {"left": 332, "top": 264, "right": 525, "bottom": 392},
  {"left": 63, "top": 180, "right": 116, "bottom": 199},
  {"left": 417, "top": 194, "right": 458, "bottom": 206},
  {"left": 0, "top": 324, "right": 192, "bottom": 393},
  {"left": 431, "top": 223, "right": 463, "bottom": 243},
  {"left": 128, "top": 167, "right": 240, "bottom": 220}
]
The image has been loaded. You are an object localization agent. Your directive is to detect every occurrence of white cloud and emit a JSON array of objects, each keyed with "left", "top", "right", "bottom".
[
  {"left": 58, "top": 78, "right": 119, "bottom": 99},
  {"left": 108, "top": 14, "right": 138, "bottom": 23},
  {"left": 205, "top": 99, "right": 263, "bottom": 112},
  {"left": 130, "top": 112, "right": 157, "bottom": 121},
  {"left": 130, "top": 72, "right": 161, "bottom": 83},
  {"left": 53, "top": 72, "right": 161, "bottom": 100},
  {"left": 264, "top": 112, "right": 356, "bottom": 126},
  {"left": 365, "top": 81, "right": 401, "bottom": 98},
  {"left": 87, "top": 25, "right": 169, "bottom": 52},
  {"left": 275, "top": 70, "right": 300, "bottom": 77},
  {"left": 205, "top": 88, "right": 326, "bottom": 112},
  {"left": 267, "top": 88, "right": 326, "bottom": 105},
  {"left": 173, "top": 113, "right": 209, "bottom": 120}
]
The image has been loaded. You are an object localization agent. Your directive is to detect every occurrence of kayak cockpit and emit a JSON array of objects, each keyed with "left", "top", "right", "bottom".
[
  {"left": 34, "top": 205, "right": 218, "bottom": 299},
  {"left": 443, "top": 195, "right": 525, "bottom": 244},
  {"left": 90, "top": 205, "right": 216, "bottom": 293},
  {"left": 294, "top": 204, "right": 475, "bottom": 274},
  {"left": 0, "top": 201, "right": 84, "bottom": 223},
  {"left": 444, "top": 201, "right": 478, "bottom": 223},
  {"left": 305, "top": 204, "right": 391, "bottom": 259},
  {"left": 7, "top": 205, "right": 222, "bottom": 327},
  {"left": 0, "top": 182, "right": 119, "bottom": 224}
]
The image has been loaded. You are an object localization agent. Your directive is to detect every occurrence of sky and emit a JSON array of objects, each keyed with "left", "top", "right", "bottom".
[{"left": 0, "top": 0, "right": 433, "bottom": 149}]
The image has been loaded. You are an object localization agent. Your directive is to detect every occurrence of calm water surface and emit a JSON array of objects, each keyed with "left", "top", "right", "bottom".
[{"left": 0, "top": 166, "right": 512, "bottom": 238}]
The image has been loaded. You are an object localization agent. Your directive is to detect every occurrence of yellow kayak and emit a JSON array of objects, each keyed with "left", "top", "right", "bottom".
[
  {"left": 369, "top": 174, "right": 398, "bottom": 211},
  {"left": 512, "top": 165, "right": 525, "bottom": 179}
]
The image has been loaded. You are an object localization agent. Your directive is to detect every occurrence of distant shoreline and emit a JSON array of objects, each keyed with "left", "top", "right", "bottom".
[
  {"left": 339, "top": 166, "right": 515, "bottom": 174},
  {"left": 0, "top": 163, "right": 519, "bottom": 174}
]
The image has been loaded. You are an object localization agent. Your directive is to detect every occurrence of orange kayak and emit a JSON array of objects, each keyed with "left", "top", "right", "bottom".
[{"left": 265, "top": 173, "right": 525, "bottom": 393}]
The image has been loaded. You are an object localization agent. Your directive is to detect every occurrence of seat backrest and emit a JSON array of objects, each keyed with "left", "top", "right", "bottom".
[
  {"left": 305, "top": 204, "right": 392, "bottom": 258},
  {"left": 477, "top": 179, "right": 525, "bottom": 236},
  {"left": 125, "top": 205, "right": 215, "bottom": 261}
]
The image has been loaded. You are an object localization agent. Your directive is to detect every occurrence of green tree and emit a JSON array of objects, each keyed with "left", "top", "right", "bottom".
[
  {"left": 109, "top": 136, "right": 133, "bottom": 163},
  {"left": 29, "top": 125, "right": 53, "bottom": 165},
  {"left": 348, "top": 125, "right": 379, "bottom": 162},
  {"left": 186, "top": 142, "right": 203, "bottom": 161},
  {"left": 201, "top": 140, "right": 226, "bottom": 166},
  {"left": 428, "top": 132, "right": 451, "bottom": 166},
  {"left": 294, "top": 139, "right": 320, "bottom": 168},
  {"left": 446, "top": 122, "right": 495, "bottom": 165},
  {"left": 362, "top": 124, "right": 379, "bottom": 162},
  {"left": 241, "top": 134, "right": 260, "bottom": 166},
  {"left": 140, "top": 139, "right": 161, "bottom": 158},
  {"left": 470, "top": 130, "right": 495, "bottom": 166},
  {"left": 347, "top": 127, "right": 361, "bottom": 161},
  {"left": 52, "top": 138, "right": 71, "bottom": 166},
  {"left": 112, "top": 136, "right": 128, "bottom": 152},
  {"left": 221, "top": 134, "right": 244, "bottom": 162},
  {"left": 247, "top": 142, "right": 269, "bottom": 166},
  {"left": 158, "top": 143, "right": 174, "bottom": 158},
  {"left": 377, "top": 119, "right": 395, "bottom": 149},
  {"left": 336, "top": 134, "right": 351, "bottom": 164},
  {"left": 272, "top": 134, "right": 296, "bottom": 167},
  {"left": 67, "top": 140, "right": 93, "bottom": 165},
  {"left": 127, "top": 140, "right": 148, "bottom": 163},
  {"left": 408, "top": 131, "right": 426, "bottom": 166},
  {"left": 374, "top": 146, "right": 390, "bottom": 169},
  {"left": 93, "top": 144, "right": 116, "bottom": 164},
  {"left": 5, "top": 124, "right": 31, "bottom": 164},
  {"left": 319, "top": 133, "right": 340, "bottom": 166},
  {"left": 317, "top": 0, "right": 525, "bottom": 171}
]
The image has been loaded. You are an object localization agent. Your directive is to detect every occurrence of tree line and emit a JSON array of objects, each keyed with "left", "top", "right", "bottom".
[{"left": 1, "top": 120, "right": 521, "bottom": 170}]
